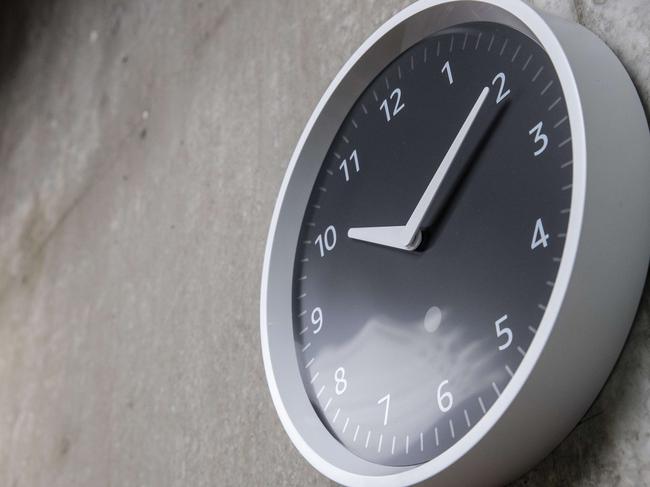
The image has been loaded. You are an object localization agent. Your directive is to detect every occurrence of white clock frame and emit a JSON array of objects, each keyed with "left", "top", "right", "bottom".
[{"left": 260, "top": 1, "right": 650, "bottom": 485}]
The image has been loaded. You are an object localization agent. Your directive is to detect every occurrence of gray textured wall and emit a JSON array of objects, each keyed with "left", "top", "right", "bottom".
[{"left": 0, "top": 1, "right": 648, "bottom": 486}]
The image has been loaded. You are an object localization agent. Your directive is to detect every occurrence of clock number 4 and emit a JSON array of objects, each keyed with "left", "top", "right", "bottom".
[
  {"left": 380, "top": 88, "right": 405, "bottom": 122},
  {"left": 529, "top": 121, "right": 548, "bottom": 156},
  {"left": 339, "top": 149, "right": 360, "bottom": 182},
  {"left": 495, "top": 315, "right": 513, "bottom": 351},
  {"left": 315, "top": 225, "right": 337, "bottom": 257},
  {"left": 377, "top": 394, "right": 390, "bottom": 426},
  {"left": 531, "top": 218, "right": 550, "bottom": 250}
]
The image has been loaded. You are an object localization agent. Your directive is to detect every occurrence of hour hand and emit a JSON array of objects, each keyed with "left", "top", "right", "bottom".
[{"left": 347, "top": 225, "right": 422, "bottom": 251}]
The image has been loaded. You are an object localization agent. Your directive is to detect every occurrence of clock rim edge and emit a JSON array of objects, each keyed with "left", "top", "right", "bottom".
[{"left": 259, "top": 1, "right": 650, "bottom": 486}]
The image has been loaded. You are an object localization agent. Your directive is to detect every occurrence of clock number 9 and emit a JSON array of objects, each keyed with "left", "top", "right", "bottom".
[
  {"left": 495, "top": 314, "right": 513, "bottom": 351},
  {"left": 334, "top": 367, "right": 348, "bottom": 395},
  {"left": 315, "top": 225, "right": 337, "bottom": 257},
  {"left": 311, "top": 307, "right": 323, "bottom": 334},
  {"left": 437, "top": 380, "right": 453, "bottom": 413}
]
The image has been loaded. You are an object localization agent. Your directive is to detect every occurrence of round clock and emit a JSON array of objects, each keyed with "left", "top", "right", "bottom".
[{"left": 260, "top": 1, "right": 650, "bottom": 485}]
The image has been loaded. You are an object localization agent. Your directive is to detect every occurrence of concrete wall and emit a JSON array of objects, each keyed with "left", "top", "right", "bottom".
[{"left": 0, "top": 1, "right": 648, "bottom": 485}]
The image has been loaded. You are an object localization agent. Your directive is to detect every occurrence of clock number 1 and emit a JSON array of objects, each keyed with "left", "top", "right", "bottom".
[{"left": 442, "top": 60, "right": 454, "bottom": 85}]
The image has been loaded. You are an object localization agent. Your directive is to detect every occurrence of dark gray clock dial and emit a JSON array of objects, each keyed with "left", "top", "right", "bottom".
[{"left": 292, "top": 22, "right": 572, "bottom": 467}]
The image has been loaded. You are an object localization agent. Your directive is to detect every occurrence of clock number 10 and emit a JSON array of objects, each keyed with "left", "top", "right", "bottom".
[{"left": 315, "top": 225, "right": 337, "bottom": 257}]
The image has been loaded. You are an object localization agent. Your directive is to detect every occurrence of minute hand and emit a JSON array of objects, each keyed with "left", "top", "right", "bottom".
[{"left": 347, "top": 86, "right": 490, "bottom": 251}]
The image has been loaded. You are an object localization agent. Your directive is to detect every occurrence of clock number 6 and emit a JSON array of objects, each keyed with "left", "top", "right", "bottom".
[
  {"left": 495, "top": 314, "right": 513, "bottom": 351},
  {"left": 437, "top": 380, "right": 453, "bottom": 413}
]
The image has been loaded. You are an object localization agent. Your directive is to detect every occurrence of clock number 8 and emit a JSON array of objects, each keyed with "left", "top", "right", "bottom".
[{"left": 334, "top": 367, "right": 348, "bottom": 395}]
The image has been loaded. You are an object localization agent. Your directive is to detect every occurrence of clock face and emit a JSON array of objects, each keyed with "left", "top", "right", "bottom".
[{"left": 292, "top": 21, "right": 572, "bottom": 467}]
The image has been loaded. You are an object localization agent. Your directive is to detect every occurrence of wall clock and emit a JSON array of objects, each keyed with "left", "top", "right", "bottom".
[{"left": 260, "top": 1, "right": 650, "bottom": 485}]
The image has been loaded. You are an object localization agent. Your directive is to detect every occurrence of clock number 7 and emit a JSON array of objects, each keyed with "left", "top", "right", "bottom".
[{"left": 377, "top": 394, "right": 390, "bottom": 426}]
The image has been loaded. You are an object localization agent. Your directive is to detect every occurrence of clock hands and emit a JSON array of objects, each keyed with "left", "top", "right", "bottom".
[{"left": 348, "top": 86, "right": 491, "bottom": 251}]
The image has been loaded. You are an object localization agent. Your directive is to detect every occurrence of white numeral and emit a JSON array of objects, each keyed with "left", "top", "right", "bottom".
[
  {"left": 377, "top": 394, "right": 390, "bottom": 426},
  {"left": 380, "top": 88, "right": 405, "bottom": 122},
  {"left": 315, "top": 225, "right": 337, "bottom": 257},
  {"left": 339, "top": 149, "right": 360, "bottom": 182},
  {"left": 437, "top": 380, "right": 453, "bottom": 413},
  {"left": 529, "top": 122, "right": 548, "bottom": 156},
  {"left": 495, "top": 314, "right": 513, "bottom": 351},
  {"left": 531, "top": 218, "right": 550, "bottom": 249},
  {"left": 442, "top": 60, "right": 454, "bottom": 85},
  {"left": 311, "top": 307, "right": 323, "bottom": 334},
  {"left": 491, "top": 72, "right": 510, "bottom": 104},
  {"left": 335, "top": 367, "right": 348, "bottom": 395}
]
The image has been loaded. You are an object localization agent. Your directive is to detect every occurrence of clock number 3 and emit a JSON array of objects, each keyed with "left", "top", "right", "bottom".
[
  {"left": 529, "top": 121, "right": 549, "bottom": 156},
  {"left": 380, "top": 88, "right": 406, "bottom": 122},
  {"left": 495, "top": 315, "right": 513, "bottom": 351}
]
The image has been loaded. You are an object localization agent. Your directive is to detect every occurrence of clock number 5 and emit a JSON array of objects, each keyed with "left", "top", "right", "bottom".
[
  {"left": 529, "top": 121, "right": 548, "bottom": 156},
  {"left": 380, "top": 88, "right": 405, "bottom": 122},
  {"left": 437, "top": 380, "right": 453, "bottom": 413},
  {"left": 495, "top": 314, "right": 513, "bottom": 351}
]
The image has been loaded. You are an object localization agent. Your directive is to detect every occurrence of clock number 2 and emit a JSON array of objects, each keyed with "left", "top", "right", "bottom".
[
  {"left": 491, "top": 72, "right": 511, "bottom": 104},
  {"left": 495, "top": 315, "right": 513, "bottom": 351}
]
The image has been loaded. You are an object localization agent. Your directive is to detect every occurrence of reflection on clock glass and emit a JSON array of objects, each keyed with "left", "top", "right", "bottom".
[{"left": 292, "top": 22, "right": 573, "bottom": 467}]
